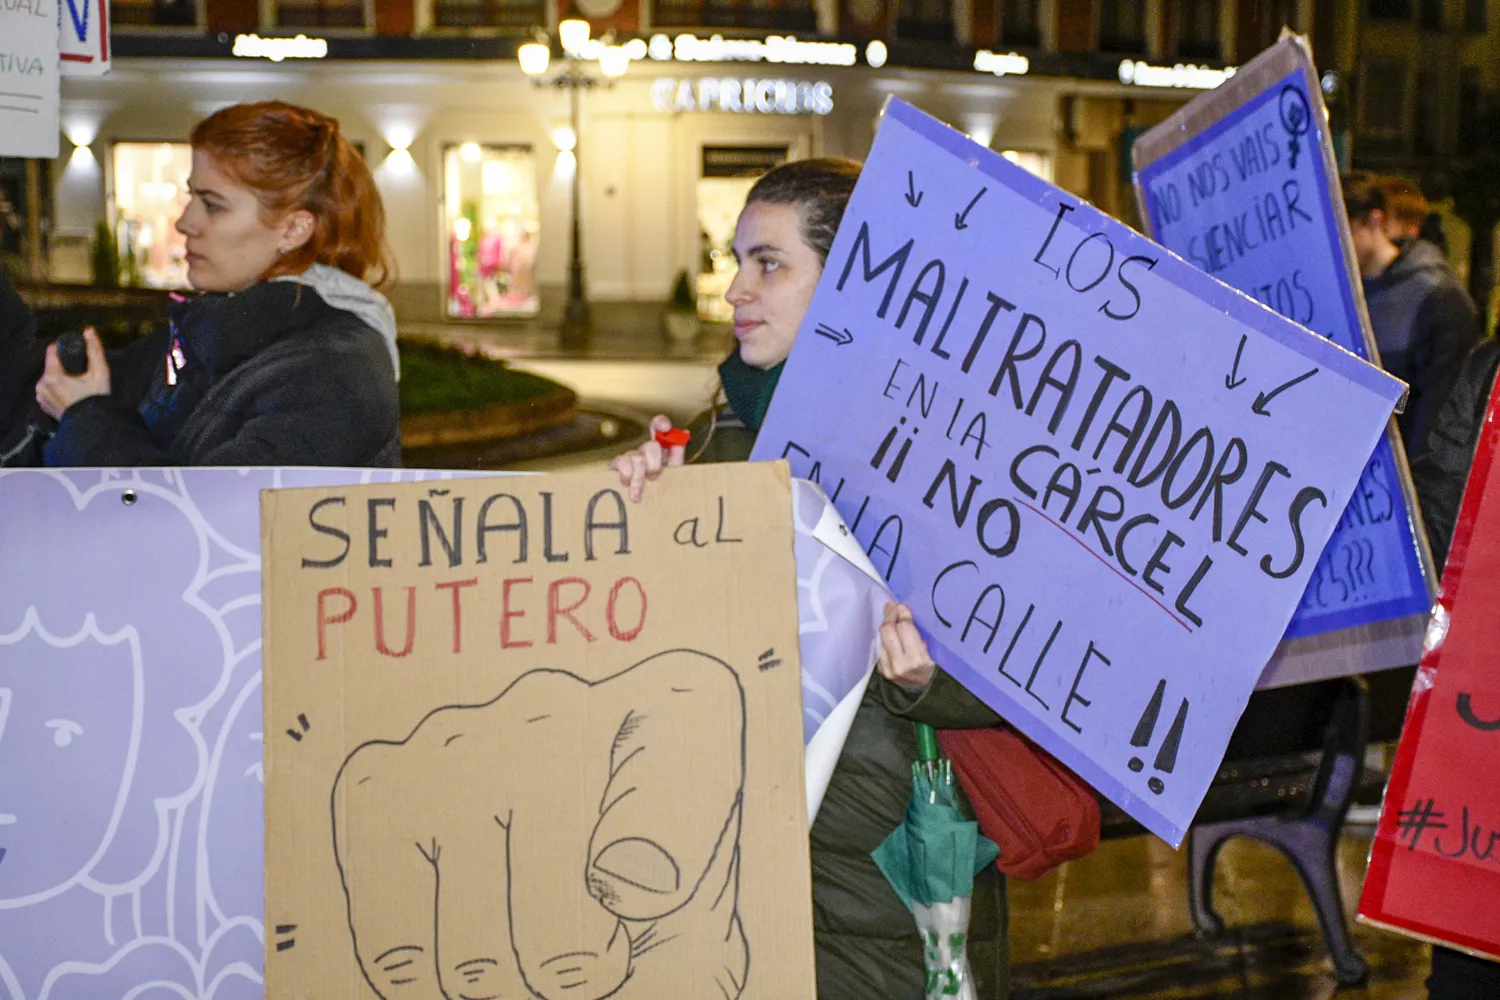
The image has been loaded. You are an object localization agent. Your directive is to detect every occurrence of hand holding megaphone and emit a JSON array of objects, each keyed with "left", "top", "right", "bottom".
[
  {"left": 35, "top": 326, "right": 111, "bottom": 420},
  {"left": 56, "top": 329, "right": 89, "bottom": 375}
]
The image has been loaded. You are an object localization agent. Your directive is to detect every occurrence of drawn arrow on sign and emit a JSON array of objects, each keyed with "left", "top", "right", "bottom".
[
  {"left": 815, "top": 323, "right": 854, "bottom": 345},
  {"left": 955, "top": 187, "right": 987, "bottom": 230},
  {"left": 905, "top": 171, "right": 923, "bottom": 208},
  {"left": 1225, "top": 335, "right": 1248, "bottom": 389},
  {"left": 1252, "top": 367, "right": 1319, "bottom": 416}
]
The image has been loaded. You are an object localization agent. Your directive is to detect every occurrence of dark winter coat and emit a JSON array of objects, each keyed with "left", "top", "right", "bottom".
[
  {"left": 1411, "top": 336, "right": 1500, "bottom": 569},
  {"left": 0, "top": 270, "right": 41, "bottom": 463},
  {"left": 1, "top": 274, "right": 400, "bottom": 468},
  {"left": 691, "top": 349, "right": 1009, "bottom": 1000},
  {"left": 1363, "top": 239, "right": 1481, "bottom": 463}
]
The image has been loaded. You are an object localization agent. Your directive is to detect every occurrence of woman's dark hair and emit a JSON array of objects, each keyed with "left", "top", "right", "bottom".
[
  {"left": 744, "top": 157, "right": 862, "bottom": 263},
  {"left": 1342, "top": 171, "right": 1387, "bottom": 224}
]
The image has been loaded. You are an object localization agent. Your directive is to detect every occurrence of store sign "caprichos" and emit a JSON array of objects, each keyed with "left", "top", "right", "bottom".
[{"left": 652, "top": 77, "right": 834, "bottom": 115}]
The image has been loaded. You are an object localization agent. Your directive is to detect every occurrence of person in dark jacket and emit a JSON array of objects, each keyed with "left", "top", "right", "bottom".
[
  {"left": 611, "top": 159, "right": 1008, "bottom": 1000},
  {"left": 1345, "top": 173, "right": 1480, "bottom": 466},
  {"left": 13, "top": 101, "right": 400, "bottom": 468},
  {"left": 0, "top": 267, "right": 45, "bottom": 464}
]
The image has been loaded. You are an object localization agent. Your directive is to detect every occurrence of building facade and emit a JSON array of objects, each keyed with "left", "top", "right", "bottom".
[{"left": 19, "top": 0, "right": 1331, "bottom": 322}]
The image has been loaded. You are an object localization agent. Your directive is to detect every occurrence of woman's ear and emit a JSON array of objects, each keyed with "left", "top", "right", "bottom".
[{"left": 280, "top": 209, "right": 317, "bottom": 253}]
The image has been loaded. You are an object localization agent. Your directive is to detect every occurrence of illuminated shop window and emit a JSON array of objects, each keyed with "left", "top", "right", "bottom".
[
  {"left": 1000, "top": 149, "right": 1052, "bottom": 183},
  {"left": 443, "top": 143, "right": 541, "bottom": 319},
  {"left": 112, "top": 142, "right": 191, "bottom": 289},
  {"left": 696, "top": 145, "right": 787, "bottom": 323}
]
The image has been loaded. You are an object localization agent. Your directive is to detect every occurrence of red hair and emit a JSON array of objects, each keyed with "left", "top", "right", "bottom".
[{"left": 190, "top": 101, "right": 392, "bottom": 287}]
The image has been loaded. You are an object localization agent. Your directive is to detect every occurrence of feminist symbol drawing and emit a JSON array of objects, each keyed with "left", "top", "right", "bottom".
[{"left": 1279, "top": 84, "right": 1312, "bottom": 171}]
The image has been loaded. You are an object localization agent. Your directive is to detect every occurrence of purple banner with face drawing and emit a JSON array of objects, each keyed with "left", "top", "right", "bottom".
[{"left": 0, "top": 467, "right": 876, "bottom": 999}]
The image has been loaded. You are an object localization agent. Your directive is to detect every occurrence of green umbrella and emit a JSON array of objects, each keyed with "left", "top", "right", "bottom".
[{"left": 872, "top": 723, "right": 999, "bottom": 1000}]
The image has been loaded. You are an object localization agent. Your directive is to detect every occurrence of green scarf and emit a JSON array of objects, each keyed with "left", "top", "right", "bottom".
[{"left": 718, "top": 347, "right": 784, "bottom": 432}]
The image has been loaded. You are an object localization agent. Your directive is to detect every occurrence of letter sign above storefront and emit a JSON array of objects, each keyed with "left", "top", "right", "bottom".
[{"left": 651, "top": 77, "right": 834, "bottom": 115}]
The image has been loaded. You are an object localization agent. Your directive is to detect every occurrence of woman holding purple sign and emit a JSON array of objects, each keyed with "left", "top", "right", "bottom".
[{"left": 611, "top": 158, "right": 1009, "bottom": 1000}]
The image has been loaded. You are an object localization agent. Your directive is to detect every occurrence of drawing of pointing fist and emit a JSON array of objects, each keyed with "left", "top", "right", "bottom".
[{"left": 332, "top": 651, "right": 749, "bottom": 1000}]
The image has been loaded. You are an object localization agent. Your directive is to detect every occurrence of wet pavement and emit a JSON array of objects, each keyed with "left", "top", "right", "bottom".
[{"left": 1008, "top": 827, "right": 1431, "bottom": 999}]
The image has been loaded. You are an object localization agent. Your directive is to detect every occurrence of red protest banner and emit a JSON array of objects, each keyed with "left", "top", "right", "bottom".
[{"left": 1359, "top": 379, "right": 1500, "bottom": 962}]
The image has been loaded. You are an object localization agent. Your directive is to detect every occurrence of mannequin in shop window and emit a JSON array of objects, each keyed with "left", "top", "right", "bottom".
[{"left": 2, "top": 101, "right": 401, "bottom": 468}]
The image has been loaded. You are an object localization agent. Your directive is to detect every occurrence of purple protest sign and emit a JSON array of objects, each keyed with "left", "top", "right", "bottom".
[
  {"left": 751, "top": 97, "right": 1406, "bottom": 845},
  {"left": 0, "top": 467, "right": 876, "bottom": 997}
]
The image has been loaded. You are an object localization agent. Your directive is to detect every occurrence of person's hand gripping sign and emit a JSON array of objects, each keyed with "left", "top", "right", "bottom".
[{"left": 332, "top": 650, "right": 750, "bottom": 1000}]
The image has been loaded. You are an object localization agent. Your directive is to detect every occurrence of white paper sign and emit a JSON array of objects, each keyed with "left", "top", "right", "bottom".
[
  {"left": 0, "top": 0, "right": 60, "bottom": 158},
  {"left": 59, "top": 0, "right": 110, "bottom": 77}
]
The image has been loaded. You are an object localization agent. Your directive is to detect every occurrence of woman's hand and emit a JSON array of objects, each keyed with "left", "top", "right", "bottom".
[
  {"left": 609, "top": 415, "right": 687, "bottom": 503},
  {"left": 877, "top": 601, "right": 937, "bottom": 692},
  {"left": 35, "top": 328, "right": 110, "bottom": 420}
]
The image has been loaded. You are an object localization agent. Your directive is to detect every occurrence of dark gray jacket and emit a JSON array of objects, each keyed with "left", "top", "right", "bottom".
[
  {"left": 1363, "top": 239, "right": 1480, "bottom": 463},
  {"left": 1412, "top": 337, "right": 1500, "bottom": 568},
  {"left": 3, "top": 274, "right": 400, "bottom": 468}
]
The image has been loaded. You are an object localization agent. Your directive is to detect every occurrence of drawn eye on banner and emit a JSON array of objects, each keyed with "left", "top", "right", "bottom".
[
  {"left": 751, "top": 95, "right": 1405, "bottom": 845},
  {"left": 1131, "top": 34, "right": 1438, "bottom": 689}
]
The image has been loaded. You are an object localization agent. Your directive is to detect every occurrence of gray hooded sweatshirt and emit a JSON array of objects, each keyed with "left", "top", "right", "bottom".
[{"left": 275, "top": 263, "right": 401, "bottom": 378}]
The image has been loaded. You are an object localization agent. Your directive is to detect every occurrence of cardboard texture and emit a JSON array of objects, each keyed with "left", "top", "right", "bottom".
[
  {"left": 1358, "top": 380, "right": 1500, "bottom": 962},
  {"left": 751, "top": 96, "right": 1406, "bottom": 846},
  {"left": 1132, "top": 35, "right": 1437, "bottom": 688},
  {"left": 261, "top": 464, "right": 816, "bottom": 1000}
]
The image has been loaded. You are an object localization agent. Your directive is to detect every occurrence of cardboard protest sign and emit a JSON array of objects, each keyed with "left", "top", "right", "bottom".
[
  {"left": 1358, "top": 379, "right": 1500, "bottom": 962},
  {"left": 58, "top": 0, "right": 110, "bottom": 76},
  {"left": 0, "top": 467, "right": 868, "bottom": 999},
  {"left": 0, "top": 0, "right": 61, "bottom": 158},
  {"left": 1132, "top": 35, "right": 1436, "bottom": 689},
  {"left": 261, "top": 465, "right": 815, "bottom": 1000},
  {"left": 750, "top": 97, "right": 1406, "bottom": 846}
]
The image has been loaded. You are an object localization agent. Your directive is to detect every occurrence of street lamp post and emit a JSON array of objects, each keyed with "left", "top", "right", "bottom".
[{"left": 519, "top": 21, "right": 629, "bottom": 335}]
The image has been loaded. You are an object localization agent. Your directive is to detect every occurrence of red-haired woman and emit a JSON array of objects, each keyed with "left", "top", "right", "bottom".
[{"left": 24, "top": 101, "right": 401, "bottom": 467}]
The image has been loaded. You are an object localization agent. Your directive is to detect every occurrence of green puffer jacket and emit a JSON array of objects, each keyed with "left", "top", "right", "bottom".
[{"left": 688, "top": 351, "right": 1009, "bottom": 1000}]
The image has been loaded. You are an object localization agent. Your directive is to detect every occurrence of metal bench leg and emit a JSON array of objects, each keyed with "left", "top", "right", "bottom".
[
  {"left": 1186, "top": 825, "right": 1230, "bottom": 936},
  {"left": 1184, "top": 678, "right": 1370, "bottom": 987}
]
